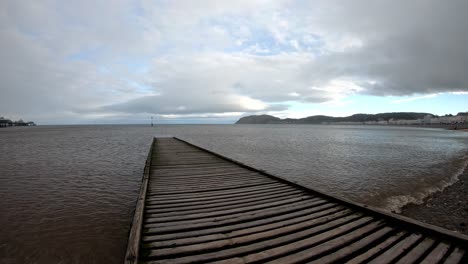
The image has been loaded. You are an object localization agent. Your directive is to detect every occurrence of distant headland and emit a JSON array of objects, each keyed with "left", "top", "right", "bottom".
[
  {"left": 236, "top": 112, "right": 468, "bottom": 129},
  {"left": 0, "top": 117, "right": 36, "bottom": 127}
]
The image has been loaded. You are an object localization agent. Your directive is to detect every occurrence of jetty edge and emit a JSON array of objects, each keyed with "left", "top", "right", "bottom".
[
  {"left": 125, "top": 138, "right": 154, "bottom": 263},
  {"left": 125, "top": 137, "right": 468, "bottom": 263}
]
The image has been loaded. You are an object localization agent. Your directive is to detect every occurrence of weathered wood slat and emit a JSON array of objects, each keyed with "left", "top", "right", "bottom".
[
  {"left": 345, "top": 231, "right": 407, "bottom": 264},
  {"left": 147, "top": 181, "right": 279, "bottom": 196},
  {"left": 266, "top": 220, "right": 385, "bottom": 264},
  {"left": 368, "top": 233, "right": 422, "bottom": 264},
  {"left": 237, "top": 217, "right": 374, "bottom": 264},
  {"left": 145, "top": 215, "right": 369, "bottom": 263},
  {"left": 143, "top": 206, "right": 346, "bottom": 249},
  {"left": 420, "top": 242, "right": 451, "bottom": 263},
  {"left": 144, "top": 209, "right": 354, "bottom": 255},
  {"left": 145, "top": 195, "right": 311, "bottom": 222},
  {"left": 146, "top": 182, "right": 284, "bottom": 198},
  {"left": 145, "top": 189, "right": 304, "bottom": 213},
  {"left": 151, "top": 172, "right": 264, "bottom": 182},
  {"left": 149, "top": 177, "right": 275, "bottom": 188},
  {"left": 150, "top": 168, "right": 262, "bottom": 177},
  {"left": 395, "top": 237, "right": 436, "bottom": 263},
  {"left": 151, "top": 164, "right": 238, "bottom": 169},
  {"left": 443, "top": 247, "right": 465, "bottom": 263},
  {"left": 125, "top": 137, "right": 468, "bottom": 264},
  {"left": 148, "top": 180, "right": 275, "bottom": 192},
  {"left": 150, "top": 169, "right": 257, "bottom": 178},
  {"left": 308, "top": 226, "right": 395, "bottom": 264},
  {"left": 143, "top": 199, "right": 328, "bottom": 234},
  {"left": 149, "top": 181, "right": 274, "bottom": 190},
  {"left": 151, "top": 174, "right": 265, "bottom": 184},
  {"left": 145, "top": 186, "right": 296, "bottom": 207},
  {"left": 145, "top": 183, "right": 289, "bottom": 202},
  {"left": 144, "top": 192, "right": 307, "bottom": 217},
  {"left": 143, "top": 199, "right": 327, "bottom": 235}
]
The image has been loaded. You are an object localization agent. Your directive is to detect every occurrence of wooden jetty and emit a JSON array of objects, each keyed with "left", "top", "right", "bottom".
[{"left": 125, "top": 137, "right": 468, "bottom": 264}]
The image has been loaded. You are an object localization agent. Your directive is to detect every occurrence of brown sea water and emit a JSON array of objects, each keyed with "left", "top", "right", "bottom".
[{"left": 1, "top": 125, "right": 467, "bottom": 263}]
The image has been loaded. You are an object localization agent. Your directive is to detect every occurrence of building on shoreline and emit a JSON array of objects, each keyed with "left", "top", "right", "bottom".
[
  {"left": 387, "top": 113, "right": 468, "bottom": 126},
  {"left": 324, "top": 112, "right": 468, "bottom": 129},
  {"left": 0, "top": 117, "right": 36, "bottom": 127},
  {"left": 0, "top": 118, "right": 13, "bottom": 127}
]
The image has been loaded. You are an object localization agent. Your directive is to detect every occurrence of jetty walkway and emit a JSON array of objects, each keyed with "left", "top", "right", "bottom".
[{"left": 126, "top": 137, "right": 467, "bottom": 264}]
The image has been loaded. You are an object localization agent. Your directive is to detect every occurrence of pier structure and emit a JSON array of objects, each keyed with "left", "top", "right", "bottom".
[
  {"left": 126, "top": 137, "right": 468, "bottom": 264},
  {"left": 0, "top": 117, "right": 35, "bottom": 127}
]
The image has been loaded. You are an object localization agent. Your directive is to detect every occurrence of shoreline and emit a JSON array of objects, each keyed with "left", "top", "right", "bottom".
[{"left": 400, "top": 163, "right": 468, "bottom": 235}]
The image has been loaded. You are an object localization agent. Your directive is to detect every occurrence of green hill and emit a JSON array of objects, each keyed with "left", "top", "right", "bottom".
[{"left": 235, "top": 112, "right": 434, "bottom": 124}]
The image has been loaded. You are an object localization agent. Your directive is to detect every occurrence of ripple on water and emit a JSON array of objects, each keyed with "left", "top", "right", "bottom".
[{"left": 1, "top": 125, "right": 467, "bottom": 263}]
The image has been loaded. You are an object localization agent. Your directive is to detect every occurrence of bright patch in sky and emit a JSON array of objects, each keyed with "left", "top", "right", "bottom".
[{"left": 0, "top": 0, "right": 467, "bottom": 124}]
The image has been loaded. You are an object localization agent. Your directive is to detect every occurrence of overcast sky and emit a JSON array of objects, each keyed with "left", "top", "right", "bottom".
[{"left": 1, "top": 0, "right": 467, "bottom": 124}]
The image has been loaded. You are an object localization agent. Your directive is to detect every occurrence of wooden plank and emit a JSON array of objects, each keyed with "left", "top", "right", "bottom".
[
  {"left": 144, "top": 215, "right": 370, "bottom": 263},
  {"left": 145, "top": 189, "right": 302, "bottom": 209},
  {"left": 151, "top": 168, "right": 245, "bottom": 175},
  {"left": 150, "top": 176, "right": 275, "bottom": 187},
  {"left": 150, "top": 177, "right": 266, "bottom": 186},
  {"left": 151, "top": 164, "right": 238, "bottom": 169},
  {"left": 151, "top": 172, "right": 264, "bottom": 182},
  {"left": 148, "top": 179, "right": 275, "bottom": 192},
  {"left": 420, "top": 242, "right": 450, "bottom": 263},
  {"left": 240, "top": 217, "right": 375, "bottom": 264},
  {"left": 154, "top": 155, "right": 223, "bottom": 160},
  {"left": 143, "top": 206, "right": 345, "bottom": 249},
  {"left": 144, "top": 199, "right": 333, "bottom": 235},
  {"left": 145, "top": 195, "right": 311, "bottom": 223},
  {"left": 154, "top": 153, "right": 204, "bottom": 157},
  {"left": 149, "top": 179, "right": 274, "bottom": 189},
  {"left": 266, "top": 220, "right": 385, "bottom": 263},
  {"left": 149, "top": 170, "right": 264, "bottom": 179},
  {"left": 443, "top": 247, "right": 465, "bottom": 263},
  {"left": 368, "top": 233, "right": 422, "bottom": 264},
  {"left": 152, "top": 161, "right": 228, "bottom": 167},
  {"left": 345, "top": 231, "right": 406, "bottom": 263},
  {"left": 151, "top": 173, "right": 265, "bottom": 183},
  {"left": 147, "top": 181, "right": 279, "bottom": 196},
  {"left": 145, "top": 182, "right": 286, "bottom": 200},
  {"left": 151, "top": 167, "right": 254, "bottom": 176},
  {"left": 395, "top": 237, "right": 436, "bottom": 263},
  {"left": 144, "top": 192, "right": 307, "bottom": 217},
  {"left": 144, "top": 189, "right": 304, "bottom": 213},
  {"left": 308, "top": 226, "right": 395, "bottom": 264},
  {"left": 145, "top": 185, "right": 295, "bottom": 207},
  {"left": 149, "top": 177, "right": 274, "bottom": 189}
]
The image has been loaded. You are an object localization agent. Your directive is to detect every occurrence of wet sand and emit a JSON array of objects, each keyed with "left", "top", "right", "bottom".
[{"left": 400, "top": 166, "right": 468, "bottom": 235}]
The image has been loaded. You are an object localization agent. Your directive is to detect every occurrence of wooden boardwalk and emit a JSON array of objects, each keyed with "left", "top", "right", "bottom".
[{"left": 126, "top": 137, "right": 468, "bottom": 264}]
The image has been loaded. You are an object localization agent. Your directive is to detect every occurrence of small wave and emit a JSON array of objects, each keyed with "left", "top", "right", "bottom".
[{"left": 383, "top": 154, "right": 468, "bottom": 213}]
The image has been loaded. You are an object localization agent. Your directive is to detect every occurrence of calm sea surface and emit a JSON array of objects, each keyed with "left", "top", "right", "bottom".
[{"left": 1, "top": 125, "right": 468, "bottom": 263}]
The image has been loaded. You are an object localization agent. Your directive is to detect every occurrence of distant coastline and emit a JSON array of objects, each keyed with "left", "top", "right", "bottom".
[{"left": 235, "top": 112, "right": 468, "bottom": 130}]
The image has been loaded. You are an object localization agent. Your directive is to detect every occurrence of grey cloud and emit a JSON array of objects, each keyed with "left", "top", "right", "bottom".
[
  {"left": 100, "top": 94, "right": 288, "bottom": 115},
  {"left": 0, "top": 21, "right": 142, "bottom": 122},
  {"left": 1, "top": 0, "right": 467, "bottom": 124},
  {"left": 294, "top": 0, "right": 468, "bottom": 96}
]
